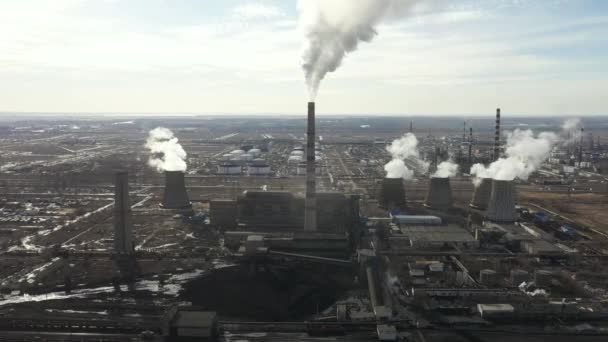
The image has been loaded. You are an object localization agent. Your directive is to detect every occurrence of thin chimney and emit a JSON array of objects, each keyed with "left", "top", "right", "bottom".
[
  {"left": 113, "top": 171, "right": 134, "bottom": 255},
  {"left": 494, "top": 108, "right": 501, "bottom": 161},
  {"left": 305, "top": 102, "right": 317, "bottom": 231}
]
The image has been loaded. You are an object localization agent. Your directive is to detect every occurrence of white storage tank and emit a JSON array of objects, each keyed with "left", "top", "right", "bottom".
[
  {"left": 241, "top": 153, "right": 253, "bottom": 161},
  {"left": 249, "top": 148, "right": 262, "bottom": 157},
  {"left": 249, "top": 164, "right": 271, "bottom": 176}
]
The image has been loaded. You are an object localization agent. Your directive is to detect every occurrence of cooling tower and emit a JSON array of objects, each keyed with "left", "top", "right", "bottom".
[
  {"left": 470, "top": 177, "right": 492, "bottom": 210},
  {"left": 424, "top": 177, "right": 453, "bottom": 210},
  {"left": 161, "top": 171, "right": 192, "bottom": 210},
  {"left": 113, "top": 171, "right": 133, "bottom": 254},
  {"left": 484, "top": 179, "right": 517, "bottom": 222},
  {"left": 378, "top": 178, "right": 407, "bottom": 211},
  {"left": 305, "top": 101, "right": 317, "bottom": 231}
]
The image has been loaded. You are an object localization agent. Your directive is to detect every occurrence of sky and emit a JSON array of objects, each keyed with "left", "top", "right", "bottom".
[{"left": 0, "top": 0, "right": 607, "bottom": 116}]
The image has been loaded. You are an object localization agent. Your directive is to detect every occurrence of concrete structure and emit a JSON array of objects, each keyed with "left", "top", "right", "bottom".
[
  {"left": 399, "top": 225, "right": 478, "bottom": 248},
  {"left": 479, "top": 269, "right": 499, "bottom": 286},
  {"left": 470, "top": 177, "right": 492, "bottom": 210},
  {"left": 209, "top": 200, "right": 237, "bottom": 228},
  {"left": 161, "top": 171, "right": 192, "bottom": 210},
  {"left": 424, "top": 177, "right": 453, "bottom": 209},
  {"left": 510, "top": 269, "right": 529, "bottom": 286},
  {"left": 113, "top": 171, "right": 133, "bottom": 255},
  {"left": 162, "top": 307, "right": 218, "bottom": 341},
  {"left": 379, "top": 178, "right": 407, "bottom": 211},
  {"left": 494, "top": 108, "right": 501, "bottom": 161},
  {"left": 485, "top": 180, "right": 517, "bottom": 222},
  {"left": 305, "top": 101, "right": 317, "bottom": 231}
]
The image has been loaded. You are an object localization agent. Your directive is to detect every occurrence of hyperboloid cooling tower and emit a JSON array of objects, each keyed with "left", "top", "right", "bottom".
[
  {"left": 379, "top": 178, "right": 407, "bottom": 211},
  {"left": 470, "top": 177, "right": 492, "bottom": 210},
  {"left": 424, "top": 177, "right": 453, "bottom": 210},
  {"left": 484, "top": 179, "right": 517, "bottom": 222},
  {"left": 161, "top": 171, "right": 192, "bottom": 210}
]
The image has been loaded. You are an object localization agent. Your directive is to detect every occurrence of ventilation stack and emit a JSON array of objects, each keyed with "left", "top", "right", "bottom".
[
  {"left": 304, "top": 102, "right": 317, "bottom": 231},
  {"left": 378, "top": 178, "right": 407, "bottom": 211},
  {"left": 161, "top": 171, "right": 192, "bottom": 210},
  {"left": 470, "top": 177, "right": 492, "bottom": 210},
  {"left": 113, "top": 171, "right": 134, "bottom": 255},
  {"left": 485, "top": 179, "right": 517, "bottom": 222},
  {"left": 493, "top": 108, "right": 501, "bottom": 161},
  {"left": 424, "top": 177, "right": 453, "bottom": 210}
]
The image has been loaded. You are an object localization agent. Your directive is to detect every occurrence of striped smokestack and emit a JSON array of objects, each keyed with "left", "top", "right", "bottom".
[
  {"left": 493, "top": 108, "right": 501, "bottom": 161},
  {"left": 305, "top": 102, "right": 317, "bottom": 231}
]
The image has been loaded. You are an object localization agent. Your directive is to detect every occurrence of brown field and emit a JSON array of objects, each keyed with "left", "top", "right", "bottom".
[{"left": 518, "top": 190, "right": 608, "bottom": 233}]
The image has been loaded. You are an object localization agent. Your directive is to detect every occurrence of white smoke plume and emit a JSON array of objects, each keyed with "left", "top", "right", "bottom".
[
  {"left": 298, "top": 0, "right": 419, "bottom": 99},
  {"left": 384, "top": 133, "right": 428, "bottom": 179},
  {"left": 561, "top": 118, "right": 582, "bottom": 144},
  {"left": 145, "top": 127, "right": 187, "bottom": 172},
  {"left": 433, "top": 160, "right": 459, "bottom": 178},
  {"left": 470, "top": 120, "right": 581, "bottom": 182}
]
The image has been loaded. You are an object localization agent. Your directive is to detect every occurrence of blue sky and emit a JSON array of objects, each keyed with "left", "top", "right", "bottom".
[{"left": 0, "top": 0, "right": 607, "bottom": 115}]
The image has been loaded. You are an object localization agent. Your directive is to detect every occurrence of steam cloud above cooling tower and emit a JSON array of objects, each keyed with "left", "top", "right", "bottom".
[
  {"left": 433, "top": 161, "right": 459, "bottom": 178},
  {"left": 384, "top": 133, "right": 428, "bottom": 179},
  {"left": 145, "top": 127, "right": 187, "bottom": 172},
  {"left": 470, "top": 119, "right": 581, "bottom": 183},
  {"left": 298, "top": 0, "right": 419, "bottom": 99}
]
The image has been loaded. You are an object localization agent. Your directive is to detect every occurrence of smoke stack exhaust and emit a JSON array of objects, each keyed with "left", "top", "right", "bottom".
[
  {"left": 379, "top": 178, "right": 407, "bottom": 212},
  {"left": 485, "top": 179, "right": 517, "bottom": 222},
  {"left": 305, "top": 102, "right": 317, "bottom": 231},
  {"left": 493, "top": 108, "right": 501, "bottom": 161},
  {"left": 470, "top": 177, "right": 492, "bottom": 210},
  {"left": 113, "top": 171, "right": 134, "bottom": 254},
  {"left": 161, "top": 171, "right": 192, "bottom": 210},
  {"left": 424, "top": 177, "right": 453, "bottom": 210}
]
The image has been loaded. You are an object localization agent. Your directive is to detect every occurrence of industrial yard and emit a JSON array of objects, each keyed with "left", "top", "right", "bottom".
[{"left": 0, "top": 110, "right": 606, "bottom": 342}]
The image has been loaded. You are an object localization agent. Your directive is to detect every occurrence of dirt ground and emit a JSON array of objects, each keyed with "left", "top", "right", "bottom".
[{"left": 518, "top": 190, "right": 608, "bottom": 233}]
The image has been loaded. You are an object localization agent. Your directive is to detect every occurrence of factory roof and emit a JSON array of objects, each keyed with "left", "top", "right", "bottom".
[{"left": 400, "top": 225, "right": 476, "bottom": 243}]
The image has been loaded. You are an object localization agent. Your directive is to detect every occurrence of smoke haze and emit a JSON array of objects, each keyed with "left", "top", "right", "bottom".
[
  {"left": 298, "top": 0, "right": 419, "bottom": 99},
  {"left": 384, "top": 133, "right": 427, "bottom": 179},
  {"left": 145, "top": 127, "right": 187, "bottom": 172},
  {"left": 433, "top": 160, "right": 458, "bottom": 178},
  {"left": 470, "top": 120, "right": 579, "bottom": 182}
]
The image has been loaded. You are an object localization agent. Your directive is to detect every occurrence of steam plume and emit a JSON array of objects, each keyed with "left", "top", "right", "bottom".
[
  {"left": 298, "top": 0, "right": 419, "bottom": 99},
  {"left": 384, "top": 133, "right": 428, "bottom": 179},
  {"left": 145, "top": 127, "right": 187, "bottom": 172},
  {"left": 470, "top": 120, "right": 579, "bottom": 182},
  {"left": 433, "top": 161, "right": 459, "bottom": 178}
]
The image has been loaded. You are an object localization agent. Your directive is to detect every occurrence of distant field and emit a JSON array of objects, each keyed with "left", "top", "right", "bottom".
[{"left": 519, "top": 191, "right": 608, "bottom": 233}]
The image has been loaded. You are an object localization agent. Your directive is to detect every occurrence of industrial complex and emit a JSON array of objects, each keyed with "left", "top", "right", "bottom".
[{"left": 0, "top": 107, "right": 607, "bottom": 342}]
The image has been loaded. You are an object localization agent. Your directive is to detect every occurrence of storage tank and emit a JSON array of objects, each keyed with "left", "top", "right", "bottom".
[
  {"left": 248, "top": 164, "right": 271, "bottom": 176},
  {"left": 218, "top": 163, "right": 242, "bottom": 175},
  {"left": 249, "top": 148, "right": 262, "bottom": 157}
]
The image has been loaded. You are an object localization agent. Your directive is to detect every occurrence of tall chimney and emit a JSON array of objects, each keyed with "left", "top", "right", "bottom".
[
  {"left": 470, "top": 177, "right": 492, "bottom": 210},
  {"left": 161, "top": 171, "right": 192, "bottom": 210},
  {"left": 305, "top": 102, "right": 317, "bottom": 231},
  {"left": 578, "top": 127, "right": 584, "bottom": 165},
  {"left": 113, "top": 171, "right": 133, "bottom": 255},
  {"left": 468, "top": 127, "right": 473, "bottom": 165},
  {"left": 424, "top": 177, "right": 453, "bottom": 210},
  {"left": 493, "top": 108, "right": 501, "bottom": 161},
  {"left": 485, "top": 179, "right": 517, "bottom": 222}
]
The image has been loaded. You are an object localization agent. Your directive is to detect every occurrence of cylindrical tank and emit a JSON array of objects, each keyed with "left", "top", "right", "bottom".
[
  {"left": 424, "top": 177, "right": 453, "bottom": 209},
  {"left": 249, "top": 148, "right": 262, "bottom": 157},
  {"left": 218, "top": 163, "right": 242, "bottom": 175},
  {"left": 248, "top": 164, "right": 271, "bottom": 176},
  {"left": 485, "top": 179, "right": 517, "bottom": 222},
  {"left": 470, "top": 177, "right": 492, "bottom": 209},
  {"left": 161, "top": 171, "right": 192, "bottom": 210}
]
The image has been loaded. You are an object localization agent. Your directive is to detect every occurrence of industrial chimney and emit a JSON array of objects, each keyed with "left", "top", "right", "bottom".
[
  {"left": 470, "top": 177, "right": 492, "bottom": 210},
  {"left": 379, "top": 178, "right": 407, "bottom": 212},
  {"left": 304, "top": 102, "right": 317, "bottom": 231},
  {"left": 113, "top": 171, "right": 134, "bottom": 255},
  {"left": 161, "top": 171, "right": 192, "bottom": 210},
  {"left": 493, "top": 108, "right": 501, "bottom": 161},
  {"left": 424, "top": 177, "right": 453, "bottom": 210},
  {"left": 485, "top": 179, "right": 517, "bottom": 222}
]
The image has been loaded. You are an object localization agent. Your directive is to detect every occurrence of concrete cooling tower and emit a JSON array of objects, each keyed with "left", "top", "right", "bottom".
[
  {"left": 113, "top": 171, "right": 134, "bottom": 254},
  {"left": 424, "top": 177, "right": 453, "bottom": 210},
  {"left": 485, "top": 179, "right": 517, "bottom": 222},
  {"left": 161, "top": 171, "right": 192, "bottom": 210},
  {"left": 470, "top": 177, "right": 492, "bottom": 210},
  {"left": 379, "top": 178, "right": 407, "bottom": 211}
]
